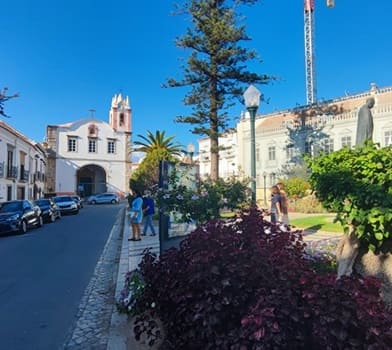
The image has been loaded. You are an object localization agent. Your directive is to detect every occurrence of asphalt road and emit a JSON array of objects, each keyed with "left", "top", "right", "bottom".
[{"left": 0, "top": 201, "right": 124, "bottom": 350}]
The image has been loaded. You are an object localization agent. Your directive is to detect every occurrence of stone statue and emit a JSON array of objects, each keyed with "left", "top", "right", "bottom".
[{"left": 355, "top": 97, "right": 375, "bottom": 146}]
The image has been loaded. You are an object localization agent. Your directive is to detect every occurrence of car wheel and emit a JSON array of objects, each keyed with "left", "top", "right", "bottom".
[
  {"left": 91, "top": 200, "right": 96, "bottom": 204},
  {"left": 111, "top": 199, "right": 116, "bottom": 204},
  {"left": 38, "top": 216, "right": 44, "bottom": 227},
  {"left": 50, "top": 213, "right": 56, "bottom": 223},
  {"left": 20, "top": 220, "right": 28, "bottom": 234}
]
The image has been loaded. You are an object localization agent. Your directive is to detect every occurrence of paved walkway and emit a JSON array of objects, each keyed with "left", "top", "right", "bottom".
[
  {"left": 106, "top": 212, "right": 344, "bottom": 350},
  {"left": 107, "top": 213, "right": 160, "bottom": 350}
]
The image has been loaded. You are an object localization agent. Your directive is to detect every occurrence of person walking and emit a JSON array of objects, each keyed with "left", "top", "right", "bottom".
[
  {"left": 142, "top": 190, "right": 156, "bottom": 236},
  {"left": 129, "top": 189, "right": 143, "bottom": 241},
  {"left": 270, "top": 185, "right": 283, "bottom": 224},
  {"left": 277, "top": 182, "right": 289, "bottom": 225}
]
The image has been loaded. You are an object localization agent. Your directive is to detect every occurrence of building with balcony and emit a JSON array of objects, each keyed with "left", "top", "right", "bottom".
[
  {"left": 43, "top": 93, "right": 132, "bottom": 198},
  {"left": 198, "top": 130, "right": 239, "bottom": 179},
  {"left": 0, "top": 121, "right": 46, "bottom": 201}
]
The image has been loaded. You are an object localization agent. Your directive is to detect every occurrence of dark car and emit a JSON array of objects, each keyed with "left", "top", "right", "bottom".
[
  {"left": 71, "top": 195, "right": 83, "bottom": 209},
  {"left": 0, "top": 200, "right": 43, "bottom": 235},
  {"left": 34, "top": 198, "right": 61, "bottom": 223},
  {"left": 53, "top": 195, "right": 79, "bottom": 215}
]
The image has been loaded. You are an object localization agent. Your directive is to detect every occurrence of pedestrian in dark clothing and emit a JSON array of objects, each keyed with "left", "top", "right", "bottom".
[
  {"left": 277, "top": 182, "right": 289, "bottom": 225},
  {"left": 142, "top": 190, "right": 156, "bottom": 236},
  {"left": 270, "top": 185, "right": 283, "bottom": 224}
]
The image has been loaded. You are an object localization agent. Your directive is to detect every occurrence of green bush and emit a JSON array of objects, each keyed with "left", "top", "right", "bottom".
[
  {"left": 291, "top": 194, "right": 327, "bottom": 213},
  {"left": 306, "top": 141, "right": 392, "bottom": 251}
]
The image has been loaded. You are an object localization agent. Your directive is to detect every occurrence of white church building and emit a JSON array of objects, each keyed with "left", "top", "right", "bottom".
[{"left": 43, "top": 94, "right": 132, "bottom": 198}]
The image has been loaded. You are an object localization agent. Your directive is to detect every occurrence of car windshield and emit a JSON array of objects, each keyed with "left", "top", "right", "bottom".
[
  {"left": 35, "top": 199, "right": 50, "bottom": 206},
  {"left": 54, "top": 196, "right": 73, "bottom": 203},
  {"left": 0, "top": 202, "right": 23, "bottom": 212}
]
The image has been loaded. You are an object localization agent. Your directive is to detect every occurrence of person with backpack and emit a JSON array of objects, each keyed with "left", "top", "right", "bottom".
[{"left": 142, "top": 190, "right": 156, "bottom": 236}]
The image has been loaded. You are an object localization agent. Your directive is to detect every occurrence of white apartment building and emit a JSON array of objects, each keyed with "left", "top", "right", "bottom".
[
  {"left": 44, "top": 94, "right": 132, "bottom": 197},
  {"left": 198, "top": 130, "right": 239, "bottom": 179},
  {"left": 198, "top": 83, "right": 392, "bottom": 202},
  {"left": 239, "top": 83, "right": 392, "bottom": 201},
  {"left": 0, "top": 121, "right": 46, "bottom": 201}
]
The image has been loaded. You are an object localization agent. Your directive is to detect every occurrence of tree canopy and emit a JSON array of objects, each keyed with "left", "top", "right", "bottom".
[
  {"left": 130, "top": 130, "right": 183, "bottom": 192},
  {"left": 165, "top": 0, "right": 274, "bottom": 180},
  {"left": 133, "top": 130, "right": 184, "bottom": 157}
]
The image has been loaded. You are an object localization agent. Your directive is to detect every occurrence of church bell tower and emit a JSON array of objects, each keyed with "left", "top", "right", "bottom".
[{"left": 109, "top": 93, "right": 132, "bottom": 133}]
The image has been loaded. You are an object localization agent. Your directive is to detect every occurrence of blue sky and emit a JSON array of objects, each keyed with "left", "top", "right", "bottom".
[{"left": 1, "top": 1, "right": 391, "bottom": 149}]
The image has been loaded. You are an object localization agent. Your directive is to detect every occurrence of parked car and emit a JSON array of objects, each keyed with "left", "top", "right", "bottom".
[
  {"left": 53, "top": 195, "right": 79, "bottom": 214},
  {"left": 34, "top": 198, "right": 61, "bottom": 223},
  {"left": 71, "top": 195, "right": 83, "bottom": 209},
  {"left": 0, "top": 200, "right": 43, "bottom": 235},
  {"left": 87, "top": 193, "right": 119, "bottom": 205}
]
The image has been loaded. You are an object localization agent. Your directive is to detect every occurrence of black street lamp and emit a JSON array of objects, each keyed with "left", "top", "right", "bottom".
[
  {"left": 243, "top": 85, "right": 261, "bottom": 205},
  {"left": 263, "top": 171, "right": 267, "bottom": 206}
]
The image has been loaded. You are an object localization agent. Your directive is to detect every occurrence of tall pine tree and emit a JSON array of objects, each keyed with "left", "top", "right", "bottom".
[{"left": 165, "top": 0, "right": 273, "bottom": 180}]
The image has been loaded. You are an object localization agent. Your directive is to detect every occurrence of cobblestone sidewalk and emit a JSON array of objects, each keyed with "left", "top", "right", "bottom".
[{"left": 61, "top": 207, "right": 125, "bottom": 350}]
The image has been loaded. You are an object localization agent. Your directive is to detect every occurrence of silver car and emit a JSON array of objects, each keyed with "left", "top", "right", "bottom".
[
  {"left": 53, "top": 195, "right": 79, "bottom": 214},
  {"left": 87, "top": 193, "right": 119, "bottom": 205}
]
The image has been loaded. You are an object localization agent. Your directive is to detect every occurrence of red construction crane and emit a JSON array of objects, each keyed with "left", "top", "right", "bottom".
[{"left": 304, "top": 0, "right": 335, "bottom": 105}]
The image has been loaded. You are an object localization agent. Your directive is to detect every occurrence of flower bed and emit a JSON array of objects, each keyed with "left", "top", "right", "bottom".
[{"left": 118, "top": 207, "right": 392, "bottom": 349}]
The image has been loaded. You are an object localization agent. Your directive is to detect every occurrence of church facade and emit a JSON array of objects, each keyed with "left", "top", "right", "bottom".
[{"left": 43, "top": 94, "right": 132, "bottom": 198}]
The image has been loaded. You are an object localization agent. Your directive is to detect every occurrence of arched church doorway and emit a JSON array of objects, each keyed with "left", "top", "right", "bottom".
[{"left": 76, "top": 165, "right": 107, "bottom": 197}]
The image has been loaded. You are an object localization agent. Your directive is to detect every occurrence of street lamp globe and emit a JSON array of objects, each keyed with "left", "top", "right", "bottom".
[
  {"left": 243, "top": 84, "right": 261, "bottom": 205},
  {"left": 244, "top": 84, "right": 261, "bottom": 109}
]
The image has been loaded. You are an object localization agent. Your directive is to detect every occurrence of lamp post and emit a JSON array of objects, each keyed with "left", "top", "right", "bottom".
[
  {"left": 187, "top": 142, "right": 195, "bottom": 164},
  {"left": 243, "top": 85, "right": 261, "bottom": 205},
  {"left": 263, "top": 171, "right": 267, "bottom": 207}
]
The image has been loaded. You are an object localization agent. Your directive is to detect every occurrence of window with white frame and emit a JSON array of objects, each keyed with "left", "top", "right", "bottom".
[
  {"left": 256, "top": 147, "right": 260, "bottom": 163},
  {"left": 88, "top": 138, "right": 97, "bottom": 153},
  {"left": 384, "top": 131, "right": 392, "bottom": 146},
  {"left": 67, "top": 137, "right": 77, "bottom": 152},
  {"left": 268, "top": 146, "right": 276, "bottom": 161},
  {"left": 107, "top": 140, "right": 116, "bottom": 154},
  {"left": 322, "top": 138, "right": 334, "bottom": 154},
  {"left": 341, "top": 136, "right": 352, "bottom": 148}
]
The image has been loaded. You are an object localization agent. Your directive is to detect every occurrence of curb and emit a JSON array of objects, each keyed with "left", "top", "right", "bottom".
[{"left": 107, "top": 208, "right": 129, "bottom": 350}]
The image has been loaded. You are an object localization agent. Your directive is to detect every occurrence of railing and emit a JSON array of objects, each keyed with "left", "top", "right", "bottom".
[
  {"left": 7, "top": 165, "right": 18, "bottom": 179},
  {"left": 33, "top": 171, "right": 45, "bottom": 182}
]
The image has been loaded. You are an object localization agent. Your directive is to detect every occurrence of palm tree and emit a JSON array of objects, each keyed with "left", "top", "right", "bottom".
[
  {"left": 133, "top": 130, "right": 184, "bottom": 157},
  {"left": 130, "top": 131, "right": 185, "bottom": 192}
]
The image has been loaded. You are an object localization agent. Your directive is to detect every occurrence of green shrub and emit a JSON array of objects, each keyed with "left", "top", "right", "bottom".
[{"left": 291, "top": 194, "right": 327, "bottom": 213}]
